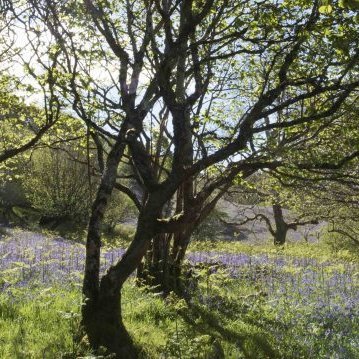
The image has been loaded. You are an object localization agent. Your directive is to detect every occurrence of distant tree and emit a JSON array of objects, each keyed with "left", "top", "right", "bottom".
[
  {"left": 229, "top": 200, "right": 319, "bottom": 245},
  {"left": 266, "top": 100, "right": 359, "bottom": 245},
  {"left": 269, "top": 161, "right": 359, "bottom": 246},
  {"left": 221, "top": 171, "right": 321, "bottom": 246}
]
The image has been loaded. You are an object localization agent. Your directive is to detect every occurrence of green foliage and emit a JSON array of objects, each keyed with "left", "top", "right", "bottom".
[
  {"left": 103, "top": 223, "right": 136, "bottom": 247},
  {"left": 103, "top": 191, "right": 137, "bottom": 234},
  {"left": 192, "top": 208, "right": 227, "bottom": 241},
  {"left": 339, "top": 0, "right": 359, "bottom": 10},
  {"left": 0, "top": 226, "right": 8, "bottom": 236},
  {"left": 322, "top": 226, "right": 359, "bottom": 259},
  {"left": 319, "top": 4, "right": 333, "bottom": 13},
  {"left": 0, "top": 180, "right": 32, "bottom": 226},
  {"left": 0, "top": 181, "right": 28, "bottom": 209},
  {"left": 1, "top": 0, "right": 358, "bottom": 356},
  {"left": 23, "top": 149, "right": 92, "bottom": 225}
]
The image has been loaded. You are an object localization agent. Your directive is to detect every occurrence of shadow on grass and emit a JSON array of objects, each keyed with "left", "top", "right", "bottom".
[{"left": 178, "top": 298, "right": 280, "bottom": 359}]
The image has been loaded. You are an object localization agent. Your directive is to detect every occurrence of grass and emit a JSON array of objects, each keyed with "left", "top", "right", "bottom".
[
  {"left": 188, "top": 236, "right": 359, "bottom": 262},
  {"left": 2, "top": 272, "right": 357, "bottom": 358},
  {"left": 0, "top": 229, "right": 358, "bottom": 358},
  {"left": 0, "top": 285, "right": 83, "bottom": 358},
  {"left": 0, "top": 281, "right": 281, "bottom": 358}
]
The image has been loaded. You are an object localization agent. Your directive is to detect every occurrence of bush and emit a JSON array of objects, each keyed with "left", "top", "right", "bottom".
[
  {"left": 24, "top": 149, "right": 92, "bottom": 225},
  {"left": 103, "top": 190, "right": 137, "bottom": 233}
]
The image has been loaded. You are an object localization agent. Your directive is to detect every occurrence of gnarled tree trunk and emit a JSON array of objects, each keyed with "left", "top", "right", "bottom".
[
  {"left": 82, "top": 282, "right": 134, "bottom": 357},
  {"left": 81, "top": 136, "right": 128, "bottom": 355},
  {"left": 272, "top": 204, "right": 288, "bottom": 245},
  {"left": 137, "top": 184, "right": 195, "bottom": 297},
  {"left": 137, "top": 233, "right": 172, "bottom": 292},
  {"left": 137, "top": 230, "right": 193, "bottom": 297},
  {"left": 83, "top": 184, "right": 166, "bottom": 356}
]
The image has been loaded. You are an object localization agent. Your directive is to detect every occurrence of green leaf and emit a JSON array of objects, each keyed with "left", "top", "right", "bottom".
[{"left": 319, "top": 5, "right": 333, "bottom": 13}]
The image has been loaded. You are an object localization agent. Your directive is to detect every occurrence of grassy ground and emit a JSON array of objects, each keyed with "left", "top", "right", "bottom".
[
  {"left": 189, "top": 238, "right": 359, "bottom": 262},
  {"left": 0, "top": 229, "right": 358, "bottom": 358}
]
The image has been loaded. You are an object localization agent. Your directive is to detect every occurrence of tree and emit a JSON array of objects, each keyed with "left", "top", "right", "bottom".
[
  {"left": 269, "top": 156, "right": 359, "bottom": 246},
  {"left": 4, "top": 0, "right": 359, "bottom": 356},
  {"left": 0, "top": 12, "right": 61, "bottom": 164},
  {"left": 220, "top": 172, "right": 321, "bottom": 246},
  {"left": 265, "top": 98, "right": 359, "bottom": 244}
]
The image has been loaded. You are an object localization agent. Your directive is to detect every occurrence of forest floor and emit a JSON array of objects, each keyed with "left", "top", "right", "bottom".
[{"left": 0, "top": 227, "right": 358, "bottom": 358}]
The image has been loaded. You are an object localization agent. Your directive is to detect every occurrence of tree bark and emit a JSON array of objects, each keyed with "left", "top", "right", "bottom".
[
  {"left": 138, "top": 185, "right": 231, "bottom": 297},
  {"left": 83, "top": 189, "right": 165, "bottom": 356},
  {"left": 137, "top": 184, "right": 195, "bottom": 296},
  {"left": 82, "top": 138, "right": 126, "bottom": 352},
  {"left": 137, "top": 233, "right": 172, "bottom": 292},
  {"left": 138, "top": 230, "right": 193, "bottom": 297},
  {"left": 272, "top": 204, "right": 288, "bottom": 245},
  {"left": 82, "top": 284, "right": 135, "bottom": 357}
]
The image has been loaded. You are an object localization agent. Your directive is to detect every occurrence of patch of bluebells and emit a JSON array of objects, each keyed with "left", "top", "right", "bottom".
[
  {"left": 1, "top": 229, "right": 358, "bottom": 356},
  {"left": 188, "top": 250, "right": 359, "bottom": 312},
  {"left": 1, "top": 231, "right": 358, "bottom": 303},
  {"left": 188, "top": 250, "right": 359, "bottom": 357},
  {"left": 0, "top": 229, "right": 125, "bottom": 289}
]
